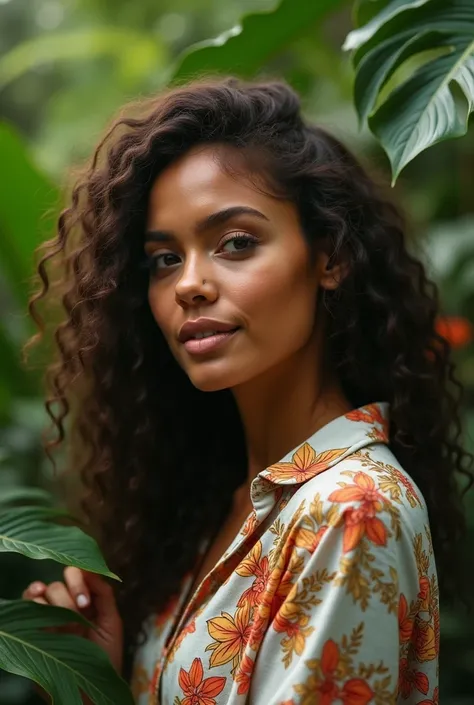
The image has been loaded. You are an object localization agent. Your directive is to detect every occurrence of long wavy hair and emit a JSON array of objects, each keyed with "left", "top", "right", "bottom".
[{"left": 26, "top": 76, "right": 473, "bottom": 677}]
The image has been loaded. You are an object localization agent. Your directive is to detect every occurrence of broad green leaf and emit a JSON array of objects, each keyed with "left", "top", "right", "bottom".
[
  {"left": 0, "top": 28, "right": 166, "bottom": 91},
  {"left": 344, "top": 0, "right": 474, "bottom": 182},
  {"left": 353, "top": 0, "right": 392, "bottom": 28},
  {"left": 371, "top": 38, "right": 474, "bottom": 182},
  {"left": 345, "top": 0, "right": 431, "bottom": 51},
  {"left": 170, "top": 0, "right": 346, "bottom": 83},
  {"left": 0, "top": 487, "right": 54, "bottom": 507},
  {"left": 349, "top": 0, "right": 472, "bottom": 70},
  {"left": 0, "top": 123, "right": 59, "bottom": 310},
  {"left": 0, "top": 506, "right": 119, "bottom": 579},
  {"left": 0, "top": 600, "right": 133, "bottom": 705},
  {"left": 354, "top": 29, "right": 442, "bottom": 123}
]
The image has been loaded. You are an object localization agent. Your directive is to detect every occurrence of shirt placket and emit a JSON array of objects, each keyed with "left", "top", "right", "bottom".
[{"left": 153, "top": 476, "right": 280, "bottom": 703}]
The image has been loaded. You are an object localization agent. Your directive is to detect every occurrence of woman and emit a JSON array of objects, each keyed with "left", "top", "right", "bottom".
[{"left": 23, "top": 77, "right": 471, "bottom": 705}]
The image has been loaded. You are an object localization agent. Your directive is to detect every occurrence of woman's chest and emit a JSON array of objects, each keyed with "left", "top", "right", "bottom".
[
  {"left": 131, "top": 486, "right": 288, "bottom": 704},
  {"left": 191, "top": 502, "right": 254, "bottom": 593}
]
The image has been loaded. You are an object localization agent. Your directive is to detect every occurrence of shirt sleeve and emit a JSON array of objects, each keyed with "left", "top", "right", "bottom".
[{"left": 248, "top": 482, "right": 439, "bottom": 705}]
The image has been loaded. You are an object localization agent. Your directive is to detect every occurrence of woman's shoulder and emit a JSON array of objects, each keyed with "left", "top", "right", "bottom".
[{"left": 282, "top": 443, "right": 430, "bottom": 541}]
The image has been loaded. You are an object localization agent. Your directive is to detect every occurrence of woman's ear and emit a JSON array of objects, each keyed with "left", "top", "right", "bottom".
[{"left": 318, "top": 252, "right": 349, "bottom": 291}]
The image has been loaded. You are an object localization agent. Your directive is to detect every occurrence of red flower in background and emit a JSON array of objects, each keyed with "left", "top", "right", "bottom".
[{"left": 436, "top": 316, "right": 473, "bottom": 348}]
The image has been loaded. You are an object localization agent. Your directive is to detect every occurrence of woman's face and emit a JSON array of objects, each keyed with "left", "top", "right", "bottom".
[{"left": 145, "top": 145, "right": 331, "bottom": 392}]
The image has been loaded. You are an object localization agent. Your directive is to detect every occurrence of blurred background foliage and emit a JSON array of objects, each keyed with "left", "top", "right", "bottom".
[{"left": 0, "top": 0, "right": 473, "bottom": 702}]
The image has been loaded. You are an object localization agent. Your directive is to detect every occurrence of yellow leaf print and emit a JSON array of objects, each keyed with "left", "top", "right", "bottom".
[
  {"left": 265, "top": 445, "right": 349, "bottom": 483},
  {"left": 235, "top": 541, "right": 262, "bottom": 578},
  {"left": 206, "top": 602, "right": 252, "bottom": 672},
  {"left": 413, "top": 618, "right": 437, "bottom": 662},
  {"left": 130, "top": 662, "right": 149, "bottom": 700}
]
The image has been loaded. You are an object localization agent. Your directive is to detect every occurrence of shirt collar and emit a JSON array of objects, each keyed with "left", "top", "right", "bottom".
[{"left": 250, "top": 402, "right": 389, "bottom": 509}]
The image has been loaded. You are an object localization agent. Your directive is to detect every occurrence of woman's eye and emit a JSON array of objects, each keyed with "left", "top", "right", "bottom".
[
  {"left": 221, "top": 235, "right": 258, "bottom": 255},
  {"left": 148, "top": 252, "right": 180, "bottom": 273}
]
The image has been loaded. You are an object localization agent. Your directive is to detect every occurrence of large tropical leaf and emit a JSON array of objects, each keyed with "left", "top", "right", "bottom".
[
  {"left": 0, "top": 505, "right": 119, "bottom": 579},
  {"left": 0, "top": 123, "right": 59, "bottom": 310},
  {"left": 0, "top": 600, "right": 133, "bottom": 704},
  {"left": 170, "top": 0, "right": 346, "bottom": 83},
  {"left": 0, "top": 124, "right": 54, "bottom": 413},
  {"left": 344, "top": 0, "right": 474, "bottom": 183},
  {"left": 0, "top": 487, "right": 54, "bottom": 507}
]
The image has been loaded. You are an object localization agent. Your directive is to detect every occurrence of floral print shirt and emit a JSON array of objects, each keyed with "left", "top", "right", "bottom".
[{"left": 131, "top": 403, "right": 439, "bottom": 705}]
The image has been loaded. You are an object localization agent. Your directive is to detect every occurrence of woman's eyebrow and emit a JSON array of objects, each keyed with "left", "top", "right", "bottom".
[{"left": 145, "top": 205, "right": 269, "bottom": 243}]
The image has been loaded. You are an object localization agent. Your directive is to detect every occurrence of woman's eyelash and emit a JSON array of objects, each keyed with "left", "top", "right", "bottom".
[
  {"left": 141, "top": 252, "right": 178, "bottom": 272},
  {"left": 141, "top": 232, "right": 259, "bottom": 274},
  {"left": 220, "top": 232, "right": 259, "bottom": 250}
]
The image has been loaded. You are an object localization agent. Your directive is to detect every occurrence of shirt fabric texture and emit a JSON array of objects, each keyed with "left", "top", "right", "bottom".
[{"left": 130, "top": 402, "right": 439, "bottom": 705}]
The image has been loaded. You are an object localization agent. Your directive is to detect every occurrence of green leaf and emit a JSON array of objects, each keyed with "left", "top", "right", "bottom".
[
  {"left": 344, "top": 0, "right": 474, "bottom": 183},
  {"left": 0, "top": 487, "right": 54, "bottom": 507},
  {"left": 0, "top": 326, "right": 36, "bottom": 415},
  {"left": 371, "top": 38, "right": 474, "bottom": 183},
  {"left": 0, "top": 123, "right": 60, "bottom": 310},
  {"left": 0, "top": 506, "right": 119, "bottom": 580},
  {"left": 353, "top": 0, "right": 393, "bottom": 28},
  {"left": 354, "top": 29, "right": 442, "bottom": 123},
  {"left": 0, "top": 600, "right": 133, "bottom": 704},
  {"left": 170, "top": 0, "right": 347, "bottom": 83},
  {"left": 345, "top": 0, "right": 431, "bottom": 52},
  {"left": 0, "top": 28, "right": 165, "bottom": 91}
]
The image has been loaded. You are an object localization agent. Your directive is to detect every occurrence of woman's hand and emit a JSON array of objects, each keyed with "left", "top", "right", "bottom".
[{"left": 22, "top": 566, "right": 124, "bottom": 678}]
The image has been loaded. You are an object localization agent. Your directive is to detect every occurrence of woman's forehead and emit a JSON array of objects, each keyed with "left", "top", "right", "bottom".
[{"left": 146, "top": 146, "right": 285, "bottom": 230}]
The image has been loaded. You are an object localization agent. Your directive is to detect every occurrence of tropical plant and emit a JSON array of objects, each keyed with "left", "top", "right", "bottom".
[
  {"left": 0, "top": 491, "right": 134, "bottom": 704},
  {"left": 345, "top": 0, "right": 474, "bottom": 183}
]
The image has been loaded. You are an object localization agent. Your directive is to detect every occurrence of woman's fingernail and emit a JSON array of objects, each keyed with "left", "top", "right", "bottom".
[
  {"left": 31, "top": 583, "right": 44, "bottom": 594},
  {"left": 76, "top": 594, "right": 89, "bottom": 608}
]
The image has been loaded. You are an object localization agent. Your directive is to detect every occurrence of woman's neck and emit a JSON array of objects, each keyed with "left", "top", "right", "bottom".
[{"left": 232, "top": 334, "right": 351, "bottom": 485}]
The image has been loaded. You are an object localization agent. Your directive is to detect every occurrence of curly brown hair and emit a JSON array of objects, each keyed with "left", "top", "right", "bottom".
[{"left": 26, "top": 76, "right": 473, "bottom": 679}]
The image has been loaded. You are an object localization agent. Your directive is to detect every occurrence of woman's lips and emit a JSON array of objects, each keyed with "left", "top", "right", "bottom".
[{"left": 182, "top": 328, "right": 240, "bottom": 355}]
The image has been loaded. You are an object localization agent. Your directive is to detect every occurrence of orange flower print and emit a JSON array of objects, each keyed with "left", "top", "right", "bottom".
[
  {"left": 234, "top": 653, "right": 255, "bottom": 695},
  {"left": 392, "top": 467, "right": 420, "bottom": 505},
  {"left": 149, "top": 658, "right": 163, "bottom": 703},
  {"left": 295, "top": 525, "right": 328, "bottom": 553},
  {"left": 345, "top": 404, "right": 382, "bottom": 425},
  {"left": 434, "top": 602, "right": 440, "bottom": 656},
  {"left": 412, "top": 617, "right": 437, "bottom": 662},
  {"left": 418, "top": 686, "right": 439, "bottom": 705},
  {"left": 178, "top": 657, "right": 226, "bottom": 705},
  {"left": 399, "top": 658, "right": 429, "bottom": 699},
  {"left": 266, "top": 445, "right": 349, "bottom": 484},
  {"left": 167, "top": 611, "right": 200, "bottom": 664},
  {"left": 252, "top": 566, "right": 294, "bottom": 650},
  {"left": 398, "top": 594, "right": 414, "bottom": 643},
  {"left": 154, "top": 593, "right": 179, "bottom": 635},
  {"left": 235, "top": 541, "right": 270, "bottom": 608},
  {"left": 240, "top": 510, "right": 257, "bottom": 537},
  {"left": 346, "top": 403, "right": 389, "bottom": 441},
  {"left": 418, "top": 576, "right": 431, "bottom": 611},
  {"left": 250, "top": 525, "right": 300, "bottom": 649},
  {"left": 130, "top": 662, "right": 149, "bottom": 699},
  {"left": 273, "top": 598, "right": 314, "bottom": 659},
  {"left": 315, "top": 639, "right": 373, "bottom": 705},
  {"left": 206, "top": 603, "right": 252, "bottom": 670},
  {"left": 328, "top": 472, "right": 387, "bottom": 553}
]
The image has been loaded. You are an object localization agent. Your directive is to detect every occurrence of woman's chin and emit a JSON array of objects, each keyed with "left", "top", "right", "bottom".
[{"left": 186, "top": 366, "right": 246, "bottom": 393}]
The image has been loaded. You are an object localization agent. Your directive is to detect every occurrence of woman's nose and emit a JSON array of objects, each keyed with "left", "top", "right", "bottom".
[{"left": 175, "top": 263, "right": 218, "bottom": 305}]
